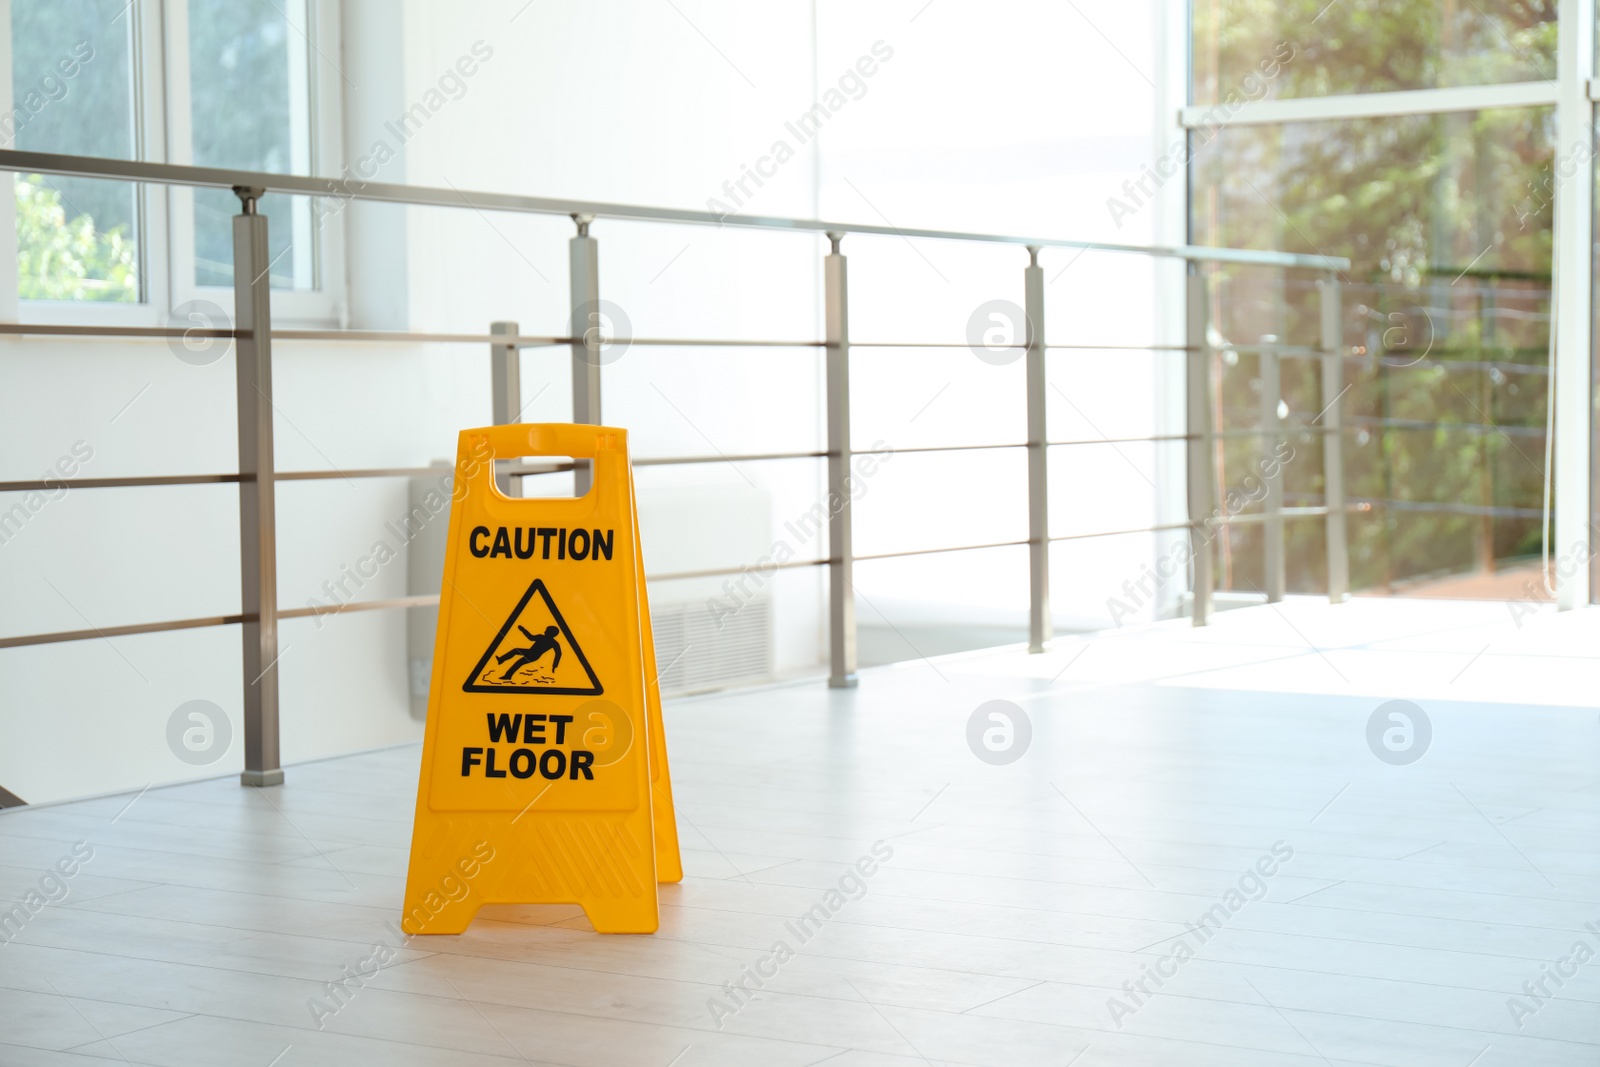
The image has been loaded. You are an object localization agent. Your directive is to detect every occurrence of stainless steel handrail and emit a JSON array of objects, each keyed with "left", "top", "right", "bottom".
[
  {"left": 0, "top": 438, "right": 1219, "bottom": 493},
  {"left": 0, "top": 147, "right": 1358, "bottom": 787},
  {"left": 0, "top": 149, "right": 1349, "bottom": 271},
  {"left": 0, "top": 321, "right": 1197, "bottom": 352},
  {"left": 0, "top": 496, "right": 1318, "bottom": 651},
  {"left": 0, "top": 613, "right": 249, "bottom": 650}
]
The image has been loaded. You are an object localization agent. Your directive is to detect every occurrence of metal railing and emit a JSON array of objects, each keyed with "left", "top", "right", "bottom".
[
  {"left": 1205, "top": 268, "right": 1552, "bottom": 595},
  {"left": 0, "top": 148, "right": 1349, "bottom": 787}
]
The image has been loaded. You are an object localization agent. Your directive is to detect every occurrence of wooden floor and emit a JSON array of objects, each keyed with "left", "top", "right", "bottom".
[{"left": 2, "top": 597, "right": 1599, "bottom": 1066}]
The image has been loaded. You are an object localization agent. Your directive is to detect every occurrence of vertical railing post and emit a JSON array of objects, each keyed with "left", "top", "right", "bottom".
[
  {"left": 1261, "top": 345, "right": 1285, "bottom": 602},
  {"left": 824, "top": 232, "right": 857, "bottom": 688},
  {"left": 1024, "top": 246, "right": 1050, "bottom": 652},
  {"left": 232, "top": 186, "right": 282, "bottom": 787},
  {"left": 569, "top": 214, "right": 602, "bottom": 493},
  {"left": 1320, "top": 271, "right": 1349, "bottom": 603},
  {"left": 490, "top": 320, "right": 521, "bottom": 496},
  {"left": 1186, "top": 265, "right": 1215, "bottom": 625}
]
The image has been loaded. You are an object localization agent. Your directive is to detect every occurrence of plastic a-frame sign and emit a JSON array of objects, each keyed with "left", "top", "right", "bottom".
[{"left": 402, "top": 424, "right": 681, "bottom": 935}]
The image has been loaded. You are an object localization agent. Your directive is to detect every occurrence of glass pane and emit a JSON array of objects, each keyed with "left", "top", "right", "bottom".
[
  {"left": 1193, "top": 1, "right": 1557, "bottom": 103},
  {"left": 188, "top": 0, "right": 314, "bottom": 289},
  {"left": 1192, "top": 108, "right": 1554, "bottom": 596},
  {"left": 11, "top": 0, "right": 140, "bottom": 302}
]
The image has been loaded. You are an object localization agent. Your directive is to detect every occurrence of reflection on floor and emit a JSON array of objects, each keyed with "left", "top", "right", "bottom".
[
  {"left": 1, "top": 597, "right": 1598, "bottom": 1065},
  {"left": 1378, "top": 559, "right": 1549, "bottom": 602},
  {"left": 857, "top": 622, "right": 1030, "bottom": 668}
]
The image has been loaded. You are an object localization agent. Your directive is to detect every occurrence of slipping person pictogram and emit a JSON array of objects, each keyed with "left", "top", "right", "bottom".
[
  {"left": 497, "top": 625, "right": 562, "bottom": 679},
  {"left": 464, "top": 578, "right": 603, "bottom": 695}
]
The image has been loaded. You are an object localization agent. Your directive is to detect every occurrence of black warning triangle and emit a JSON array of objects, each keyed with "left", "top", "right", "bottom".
[{"left": 463, "top": 579, "right": 603, "bottom": 696}]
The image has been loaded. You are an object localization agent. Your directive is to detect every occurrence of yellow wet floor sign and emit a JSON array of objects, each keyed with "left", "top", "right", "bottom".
[{"left": 402, "top": 424, "right": 680, "bottom": 935}]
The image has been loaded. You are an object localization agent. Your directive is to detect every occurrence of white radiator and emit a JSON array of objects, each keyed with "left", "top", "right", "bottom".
[{"left": 650, "top": 593, "right": 773, "bottom": 696}]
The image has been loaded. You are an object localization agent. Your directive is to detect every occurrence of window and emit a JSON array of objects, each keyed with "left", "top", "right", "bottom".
[
  {"left": 7, "top": 0, "right": 342, "bottom": 322},
  {"left": 10, "top": 0, "right": 142, "bottom": 303},
  {"left": 1188, "top": 3, "right": 1558, "bottom": 598},
  {"left": 1192, "top": 0, "right": 1557, "bottom": 104},
  {"left": 184, "top": 0, "right": 316, "bottom": 290}
]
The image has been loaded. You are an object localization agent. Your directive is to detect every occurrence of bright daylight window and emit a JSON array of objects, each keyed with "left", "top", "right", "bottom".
[
  {"left": 1189, "top": 0, "right": 1558, "bottom": 597},
  {"left": 10, "top": 0, "right": 322, "bottom": 305},
  {"left": 1192, "top": 0, "right": 1556, "bottom": 100},
  {"left": 11, "top": 0, "right": 141, "bottom": 302},
  {"left": 187, "top": 0, "right": 315, "bottom": 290}
]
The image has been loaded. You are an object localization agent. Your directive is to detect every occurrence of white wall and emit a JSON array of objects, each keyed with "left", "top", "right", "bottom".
[
  {"left": 0, "top": 0, "right": 1184, "bottom": 805},
  {"left": 810, "top": 0, "right": 1177, "bottom": 631}
]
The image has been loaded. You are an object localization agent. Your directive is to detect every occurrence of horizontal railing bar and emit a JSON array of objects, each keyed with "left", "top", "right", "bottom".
[
  {"left": 642, "top": 442, "right": 1209, "bottom": 466},
  {"left": 3, "top": 595, "right": 445, "bottom": 648},
  {"left": 648, "top": 559, "right": 825, "bottom": 582},
  {"left": 629, "top": 451, "right": 826, "bottom": 467},
  {"left": 53, "top": 324, "right": 1565, "bottom": 370},
  {"left": 1344, "top": 416, "right": 1546, "bottom": 437},
  {"left": 1216, "top": 412, "right": 1550, "bottom": 439},
  {"left": 0, "top": 465, "right": 576, "bottom": 492},
  {"left": 850, "top": 342, "right": 1195, "bottom": 352},
  {"left": 1222, "top": 494, "right": 1546, "bottom": 521},
  {"left": 852, "top": 342, "right": 1020, "bottom": 350},
  {"left": 1220, "top": 346, "right": 1555, "bottom": 376},
  {"left": 1051, "top": 434, "right": 1196, "bottom": 446},
  {"left": 890, "top": 443, "right": 1023, "bottom": 455},
  {"left": 638, "top": 442, "right": 1206, "bottom": 465},
  {"left": 13, "top": 486, "right": 1517, "bottom": 644},
  {"left": 0, "top": 613, "right": 247, "bottom": 650},
  {"left": 278, "top": 466, "right": 451, "bottom": 481},
  {"left": 0, "top": 324, "right": 545, "bottom": 345},
  {"left": 279, "top": 594, "right": 440, "bottom": 620},
  {"left": 1346, "top": 498, "right": 1545, "bottom": 519},
  {"left": 0, "top": 324, "right": 823, "bottom": 348},
  {"left": 855, "top": 539, "right": 1030, "bottom": 561},
  {"left": 1217, "top": 507, "right": 1330, "bottom": 525},
  {"left": 0, "top": 436, "right": 1237, "bottom": 493},
  {"left": 296, "top": 462, "right": 571, "bottom": 481},
  {"left": 20, "top": 418, "right": 1539, "bottom": 496},
  {"left": 352, "top": 558, "right": 855, "bottom": 584},
  {"left": 891, "top": 437, "right": 1201, "bottom": 450},
  {"left": 0, "top": 469, "right": 463, "bottom": 491},
  {"left": 1268, "top": 349, "right": 1554, "bottom": 374},
  {"left": 1048, "top": 344, "right": 1195, "bottom": 352},
  {"left": 0, "top": 473, "right": 239, "bottom": 492},
  {"left": 1052, "top": 521, "right": 1194, "bottom": 542},
  {"left": 275, "top": 329, "right": 562, "bottom": 345},
  {"left": 1211, "top": 427, "right": 1333, "bottom": 439},
  {"left": 1333, "top": 354, "right": 1551, "bottom": 374},
  {"left": 1223, "top": 344, "right": 1323, "bottom": 356},
  {"left": 0, "top": 323, "right": 234, "bottom": 340},
  {"left": 0, "top": 149, "right": 1348, "bottom": 270},
  {"left": 627, "top": 338, "right": 826, "bottom": 348}
]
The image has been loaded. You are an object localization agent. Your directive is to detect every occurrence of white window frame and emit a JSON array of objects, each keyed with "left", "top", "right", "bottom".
[
  {"left": 3, "top": 0, "right": 169, "bottom": 326},
  {"left": 6, "top": 0, "right": 345, "bottom": 328},
  {"left": 1180, "top": 1, "right": 1594, "bottom": 609},
  {"left": 163, "top": 0, "right": 344, "bottom": 326}
]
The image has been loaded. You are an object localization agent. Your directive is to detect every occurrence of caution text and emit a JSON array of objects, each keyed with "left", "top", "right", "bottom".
[{"left": 469, "top": 526, "right": 614, "bottom": 561}]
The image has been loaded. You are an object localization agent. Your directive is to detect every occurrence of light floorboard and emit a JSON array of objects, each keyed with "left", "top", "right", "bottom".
[{"left": 2, "top": 598, "right": 1598, "bottom": 1065}]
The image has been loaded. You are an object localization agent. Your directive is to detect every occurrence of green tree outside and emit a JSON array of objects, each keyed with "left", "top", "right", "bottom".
[{"left": 1191, "top": 0, "right": 1557, "bottom": 594}]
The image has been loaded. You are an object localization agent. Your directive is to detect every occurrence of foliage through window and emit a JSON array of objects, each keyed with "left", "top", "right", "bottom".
[
  {"left": 10, "top": 0, "right": 141, "bottom": 302},
  {"left": 188, "top": 0, "right": 315, "bottom": 290},
  {"left": 8, "top": 0, "right": 323, "bottom": 304},
  {"left": 1192, "top": 0, "right": 1557, "bottom": 105},
  {"left": 1191, "top": 104, "right": 1554, "bottom": 594}
]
